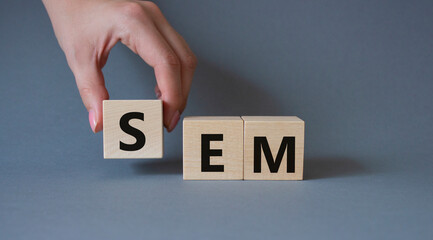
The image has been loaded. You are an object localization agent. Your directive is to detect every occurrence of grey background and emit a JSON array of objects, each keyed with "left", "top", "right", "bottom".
[{"left": 1, "top": 0, "right": 432, "bottom": 239}]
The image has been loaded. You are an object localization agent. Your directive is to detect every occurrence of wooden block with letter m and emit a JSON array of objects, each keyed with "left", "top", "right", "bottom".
[{"left": 242, "top": 116, "right": 304, "bottom": 180}]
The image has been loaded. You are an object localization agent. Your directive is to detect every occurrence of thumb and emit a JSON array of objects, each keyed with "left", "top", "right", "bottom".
[{"left": 73, "top": 65, "right": 109, "bottom": 133}]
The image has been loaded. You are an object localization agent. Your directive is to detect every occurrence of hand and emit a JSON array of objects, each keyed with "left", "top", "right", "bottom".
[{"left": 42, "top": 0, "right": 197, "bottom": 132}]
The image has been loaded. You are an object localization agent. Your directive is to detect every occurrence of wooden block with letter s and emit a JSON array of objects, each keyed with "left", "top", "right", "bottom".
[
  {"left": 183, "top": 116, "right": 244, "bottom": 180},
  {"left": 242, "top": 116, "right": 304, "bottom": 180},
  {"left": 103, "top": 100, "right": 163, "bottom": 159}
]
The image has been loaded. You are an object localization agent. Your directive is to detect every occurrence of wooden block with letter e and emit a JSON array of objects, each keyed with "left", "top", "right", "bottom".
[
  {"left": 103, "top": 100, "right": 163, "bottom": 159},
  {"left": 183, "top": 116, "right": 244, "bottom": 180},
  {"left": 242, "top": 116, "right": 304, "bottom": 180}
]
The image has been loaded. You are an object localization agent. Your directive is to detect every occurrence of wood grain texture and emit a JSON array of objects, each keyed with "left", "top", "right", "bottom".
[
  {"left": 183, "top": 116, "right": 244, "bottom": 180},
  {"left": 103, "top": 100, "right": 163, "bottom": 159},
  {"left": 242, "top": 116, "right": 304, "bottom": 180}
]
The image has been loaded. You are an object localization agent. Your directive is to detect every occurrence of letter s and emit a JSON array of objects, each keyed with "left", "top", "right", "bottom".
[{"left": 119, "top": 112, "right": 146, "bottom": 151}]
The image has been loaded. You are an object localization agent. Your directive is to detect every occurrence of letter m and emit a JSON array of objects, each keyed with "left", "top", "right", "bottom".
[{"left": 254, "top": 137, "right": 295, "bottom": 173}]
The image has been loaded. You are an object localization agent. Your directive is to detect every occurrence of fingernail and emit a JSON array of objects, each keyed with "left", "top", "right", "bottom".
[
  {"left": 89, "top": 109, "right": 97, "bottom": 133},
  {"left": 155, "top": 89, "right": 161, "bottom": 99},
  {"left": 168, "top": 110, "right": 180, "bottom": 132}
]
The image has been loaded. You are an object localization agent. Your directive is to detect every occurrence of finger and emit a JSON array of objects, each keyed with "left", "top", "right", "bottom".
[
  {"left": 118, "top": 13, "right": 183, "bottom": 132},
  {"left": 72, "top": 64, "right": 109, "bottom": 133},
  {"left": 145, "top": 2, "right": 197, "bottom": 111},
  {"left": 152, "top": 41, "right": 182, "bottom": 132}
]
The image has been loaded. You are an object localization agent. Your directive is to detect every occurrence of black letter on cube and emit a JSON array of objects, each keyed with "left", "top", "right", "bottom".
[
  {"left": 254, "top": 137, "right": 295, "bottom": 173},
  {"left": 119, "top": 112, "right": 146, "bottom": 151},
  {"left": 201, "top": 134, "right": 224, "bottom": 172}
]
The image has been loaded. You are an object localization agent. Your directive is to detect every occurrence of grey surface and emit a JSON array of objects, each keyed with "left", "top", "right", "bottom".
[{"left": 1, "top": 0, "right": 433, "bottom": 239}]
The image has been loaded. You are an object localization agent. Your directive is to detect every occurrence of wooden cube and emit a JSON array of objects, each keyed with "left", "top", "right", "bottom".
[
  {"left": 103, "top": 100, "right": 163, "bottom": 159},
  {"left": 242, "top": 116, "right": 304, "bottom": 180},
  {"left": 183, "top": 117, "right": 244, "bottom": 180}
]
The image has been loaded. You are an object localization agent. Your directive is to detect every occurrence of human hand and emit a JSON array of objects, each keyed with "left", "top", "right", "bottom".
[{"left": 42, "top": 0, "right": 197, "bottom": 132}]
